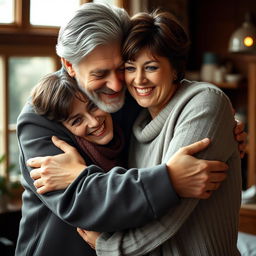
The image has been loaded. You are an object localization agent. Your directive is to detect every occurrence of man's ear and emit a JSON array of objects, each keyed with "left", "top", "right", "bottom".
[{"left": 61, "top": 58, "right": 76, "bottom": 77}]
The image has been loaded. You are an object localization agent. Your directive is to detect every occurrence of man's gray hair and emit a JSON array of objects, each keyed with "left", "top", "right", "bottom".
[{"left": 56, "top": 3, "right": 131, "bottom": 65}]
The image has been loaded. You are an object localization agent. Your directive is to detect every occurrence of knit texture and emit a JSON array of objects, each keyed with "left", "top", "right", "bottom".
[{"left": 96, "top": 80, "right": 242, "bottom": 256}]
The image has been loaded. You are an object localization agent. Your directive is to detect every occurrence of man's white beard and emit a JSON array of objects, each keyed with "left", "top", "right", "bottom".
[
  {"left": 76, "top": 79, "right": 126, "bottom": 113},
  {"left": 91, "top": 95, "right": 125, "bottom": 113}
]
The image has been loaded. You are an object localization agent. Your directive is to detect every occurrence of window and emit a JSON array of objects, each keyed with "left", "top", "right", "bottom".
[
  {"left": 0, "top": 0, "right": 15, "bottom": 24},
  {"left": 30, "top": 0, "right": 81, "bottom": 27},
  {"left": 8, "top": 57, "right": 55, "bottom": 177},
  {"left": 0, "top": 0, "right": 130, "bottom": 180},
  {"left": 0, "top": 0, "right": 64, "bottom": 179},
  {"left": 93, "top": 0, "right": 117, "bottom": 5},
  {"left": 0, "top": 51, "right": 58, "bottom": 179},
  {"left": 0, "top": 57, "right": 5, "bottom": 176},
  {"left": 92, "top": 0, "right": 128, "bottom": 9}
]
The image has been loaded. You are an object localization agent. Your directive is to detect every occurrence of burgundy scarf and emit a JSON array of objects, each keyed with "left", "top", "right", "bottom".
[{"left": 76, "top": 122, "right": 125, "bottom": 172}]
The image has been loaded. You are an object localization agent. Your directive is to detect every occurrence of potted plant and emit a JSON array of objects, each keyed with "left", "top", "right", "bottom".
[
  {"left": 0, "top": 155, "right": 10, "bottom": 212},
  {"left": 0, "top": 155, "right": 23, "bottom": 212}
]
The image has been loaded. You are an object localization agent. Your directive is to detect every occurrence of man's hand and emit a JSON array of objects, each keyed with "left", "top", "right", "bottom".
[
  {"left": 28, "top": 136, "right": 86, "bottom": 194},
  {"left": 234, "top": 120, "right": 247, "bottom": 158},
  {"left": 77, "top": 228, "right": 101, "bottom": 250},
  {"left": 167, "top": 138, "right": 228, "bottom": 199}
]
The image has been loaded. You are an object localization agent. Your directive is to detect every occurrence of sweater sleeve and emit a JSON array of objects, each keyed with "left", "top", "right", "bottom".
[
  {"left": 17, "top": 104, "right": 178, "bottom": 232},
  {"left": 95, "top": 87, "right": 238, "bottom": 255}
]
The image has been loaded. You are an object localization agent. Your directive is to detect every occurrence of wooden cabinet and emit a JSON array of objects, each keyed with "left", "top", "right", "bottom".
[{"left": 239, "top": 205, "right": 256, "bottom": 235}]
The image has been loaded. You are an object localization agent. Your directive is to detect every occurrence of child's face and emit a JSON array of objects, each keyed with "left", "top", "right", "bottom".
[{"left": 63, "top": 97, "right": 113, "bottom": 145}]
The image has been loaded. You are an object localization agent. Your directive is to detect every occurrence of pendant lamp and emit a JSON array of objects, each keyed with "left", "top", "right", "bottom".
[{"left": 229, "top": 12, "right": 256, "bottom": 53}]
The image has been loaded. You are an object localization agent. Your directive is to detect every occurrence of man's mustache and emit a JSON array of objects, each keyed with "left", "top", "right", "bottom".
[{"left": 95, "top": 85, "right": 126, "bottom": 94}]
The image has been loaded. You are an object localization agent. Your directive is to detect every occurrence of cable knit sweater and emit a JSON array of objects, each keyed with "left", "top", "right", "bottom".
[{"left": 95, "top": 80, "right": 242, "bottom": 256}]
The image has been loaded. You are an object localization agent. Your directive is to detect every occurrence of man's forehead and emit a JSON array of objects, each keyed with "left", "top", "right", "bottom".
[
  {"left": 84, "top": 44, "right": 122, "bottom": 63},
  {"left": 86, "top": 58, "right": 124, "bottom": 73}
]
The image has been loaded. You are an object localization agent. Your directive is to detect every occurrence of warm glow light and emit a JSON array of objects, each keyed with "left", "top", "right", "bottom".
[{"left": 244, "top": 36, "right": 254, "bottom": 47}]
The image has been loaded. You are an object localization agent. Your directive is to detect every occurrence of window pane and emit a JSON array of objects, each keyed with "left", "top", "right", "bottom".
[
  {"left": 8, "top": 57, "right": 55, "bottom": 124},
  {"left": 8, "top": 131, "right": 20, "bottom": 178},
  {"left": 30, "top": 0, "right": 81, "bottom": 27},
  {"left": 93, "top": 0, "right": 117, "bottom": 5},
  {"left": 8, "top": 57, "right": 55, "bottom": 176},
  {"left": 0, "top": 0, "right": 14, "bottom": 24},
  {"left": 0, "top": 57, "right": 4, "bottom": 175}
]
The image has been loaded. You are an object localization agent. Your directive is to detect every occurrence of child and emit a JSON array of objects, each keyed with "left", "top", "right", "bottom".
[{"left": 31, "top": 69, "right": 125, "bottom": 171}]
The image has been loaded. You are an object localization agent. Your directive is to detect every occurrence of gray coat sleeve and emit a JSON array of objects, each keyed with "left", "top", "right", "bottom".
[
  {"left": 95, "top": 88, "right": 239, "bottom": 255},
  {"left": 17, "top": 103, "right": 179, "bottom": 232}
]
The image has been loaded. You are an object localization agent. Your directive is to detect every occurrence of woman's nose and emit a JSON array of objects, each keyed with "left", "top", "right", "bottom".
[{"left": 134, "top": 70, "right": 146, "bottom": 85}]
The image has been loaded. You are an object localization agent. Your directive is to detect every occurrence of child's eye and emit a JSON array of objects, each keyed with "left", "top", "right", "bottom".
[{"left": 71, "top": 117, "right": 82, "bottom": 126}]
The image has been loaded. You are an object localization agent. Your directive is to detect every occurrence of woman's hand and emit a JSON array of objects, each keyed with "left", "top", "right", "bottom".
[
  {"left": 28, "top": 136, "right": 86, "bottom": 194},
  {"left": 77, "top": 228, "right": 101, "bottom": 250},
  {"left": 166, "top": 138, "right": 228, "bottom": 199},
  {"left": 234, "top": 120, "right": 247, "bottom": 158}
]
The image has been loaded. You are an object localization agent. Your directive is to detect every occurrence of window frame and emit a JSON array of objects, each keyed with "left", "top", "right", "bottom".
[
  {"left": 0, "top": 45, "right": 60, "bottom": 177},
  {"left": 0, "top": 0, "right": 67, "bottom": 177},
  {"left": 0, "top": 0, "right": 130, "bottom": 178}
]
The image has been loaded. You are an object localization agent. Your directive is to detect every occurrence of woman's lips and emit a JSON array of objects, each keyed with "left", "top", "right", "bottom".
[{"left": 134, "top": 86, "right": 154, "bottom": 96}]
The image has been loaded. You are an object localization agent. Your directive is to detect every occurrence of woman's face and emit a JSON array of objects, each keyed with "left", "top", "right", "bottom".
[
  {"left": 125, "top": 48, "right": 177, "bottom": 118},
  {"left": 63, "top": 96, "right": 113, "bottom": 145}
]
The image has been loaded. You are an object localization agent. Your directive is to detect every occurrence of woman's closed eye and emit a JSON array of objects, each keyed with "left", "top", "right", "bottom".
[{"left": 125, "top": 65, "right": 136, "bottom": 72}]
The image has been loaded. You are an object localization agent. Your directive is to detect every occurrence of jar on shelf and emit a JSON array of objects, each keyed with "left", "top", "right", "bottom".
[{"left": 200, "top": 52, "right": 218, "bottom": 82}]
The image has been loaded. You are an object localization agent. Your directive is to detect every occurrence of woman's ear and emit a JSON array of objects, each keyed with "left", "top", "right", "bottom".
[{"left": 61, "top": 58, "right": 76, "bottom": 77}]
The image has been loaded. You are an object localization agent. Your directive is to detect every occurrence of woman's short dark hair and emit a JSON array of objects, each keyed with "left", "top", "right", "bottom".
[
  {"left": 122, "top": 9, "right": 190, "bottom": 82},
  {"left": 31, "top": 69, "right": 87, "bottom": 122}
]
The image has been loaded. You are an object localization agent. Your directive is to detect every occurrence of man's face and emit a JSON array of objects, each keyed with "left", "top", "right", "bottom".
[{"left": 66, "top": 44, "right": 126, "bottom": 113}]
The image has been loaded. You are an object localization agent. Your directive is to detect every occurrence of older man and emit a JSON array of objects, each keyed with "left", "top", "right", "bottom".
[{"left": 15, "top": 3, "right": 244, "bottom": 256}]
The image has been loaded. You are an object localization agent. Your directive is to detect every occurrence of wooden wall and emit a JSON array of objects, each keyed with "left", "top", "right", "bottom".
[
  {"left": 147, "top": 0, "right": 256, "bottom": 72},
  {"left": 187, "top": 0, "right": 256, "bottom": 72}
]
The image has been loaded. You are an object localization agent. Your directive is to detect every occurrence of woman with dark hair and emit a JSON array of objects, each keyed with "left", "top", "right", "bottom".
[{"left": 78, "top": 10, "right": 242, "bottom": 255}]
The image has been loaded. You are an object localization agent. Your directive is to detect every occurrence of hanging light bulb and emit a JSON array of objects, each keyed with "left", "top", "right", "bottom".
[{"left": 229, "top": 12, "right": 256, "bottom": 53}]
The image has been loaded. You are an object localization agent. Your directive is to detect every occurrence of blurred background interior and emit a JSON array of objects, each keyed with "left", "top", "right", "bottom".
[{"left": 0, "top": 0, "right": 256, "bottom": 254}]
